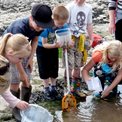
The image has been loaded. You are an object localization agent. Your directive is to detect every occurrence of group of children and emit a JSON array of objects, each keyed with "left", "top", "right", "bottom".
[
  {"left": 0, "top": 0, "right": 122, "bottom": 121},
  {"left": 0, "top": 33, "right": 31, "bottom": 120}
]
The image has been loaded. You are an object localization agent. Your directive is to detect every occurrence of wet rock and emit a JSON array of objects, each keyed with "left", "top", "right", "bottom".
[
  {"left": 29, "top": 78, "right": 88, "bottom": 104},
  {"left": 0, "top": 108, "right": 15, "bottom": 122},
  {"left": 29, "top": 79, "right": 65, "bottom": 103}
]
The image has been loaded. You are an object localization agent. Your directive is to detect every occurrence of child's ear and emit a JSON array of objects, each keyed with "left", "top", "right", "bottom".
[
  {"left": 7, "top": 49, "right": 14, "bottom": 56},
  {"left": 30, "top": 16, "right": 33, "bottom": 20}
]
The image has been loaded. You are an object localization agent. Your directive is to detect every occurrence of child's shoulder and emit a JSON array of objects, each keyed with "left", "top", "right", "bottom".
[
  {"left": 92, "top": 50, "right": 103, "bottom": 63},
  {"left": 84, "top": 3, "right": 92, "bottom": 9}
]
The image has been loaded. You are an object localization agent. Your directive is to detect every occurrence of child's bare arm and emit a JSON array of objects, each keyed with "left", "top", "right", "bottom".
[
  {"left": 108, "top": 10, "right": 116, "bottom": 34},
  {"left": 26, "top": 37, "right": 38, "bottom": 72},
  {"left": 87, "top": 23, "right": 93, "bottom": 45},
  {"left": 101, "top": 69, "right": 122, "bottom": 98},
  {"left": 42, "top": 37, "right": 60, "bottom": 48},
  {"left": 16, "top": 62, "right": 30, "bottom": 87},
  {"left": 82, "top": 58, "right": 95, "bottom": 82}
]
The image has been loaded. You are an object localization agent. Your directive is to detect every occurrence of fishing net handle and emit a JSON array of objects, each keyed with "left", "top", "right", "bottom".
[{"left": 64, "top": 48, "right": 70, "bottom": 92}]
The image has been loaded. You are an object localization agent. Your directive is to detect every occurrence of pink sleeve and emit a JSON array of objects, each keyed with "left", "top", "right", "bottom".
[{"left": 1, "top": 89, "right": 20, "bottom": 108}]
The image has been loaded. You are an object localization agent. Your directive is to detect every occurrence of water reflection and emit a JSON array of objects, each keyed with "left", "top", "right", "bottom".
[
  {"left": 56, "top": 95, "right": 122, "bottom": 122},
  {"left": 78, "top": 96, "right": 95, "bottom": 122}
]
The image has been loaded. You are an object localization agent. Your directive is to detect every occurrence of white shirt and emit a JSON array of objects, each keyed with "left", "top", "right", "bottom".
[{"left": 66, "top": 2, "right": 92, "bottom": 37}]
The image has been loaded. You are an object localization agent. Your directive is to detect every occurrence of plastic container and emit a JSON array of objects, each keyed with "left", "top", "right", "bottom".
[
  {"left": 55, "top": 28, "right": 71, "bottom": 47},
  {"left": 86, "top": 77, "right": 103, "bottom": 92},
  {"left": 117, "top": 85, "right": 122, "bottom": 94},
  {"left": 104, "top": 80, "right": 111, "bottom": 91},
  {"left": 20, "top": 104, "right": 53, "bottom": 122}
]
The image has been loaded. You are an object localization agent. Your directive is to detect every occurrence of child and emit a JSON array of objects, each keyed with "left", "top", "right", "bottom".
[
  {"left": 3, "top": 3, "right": 53, "bottom": 104},
  {"left": 108, "top": 0, "right": 122, "bottom": 42},
  {"left": 82, "top": 40, "right": 122, "bottom": 99},
  {"left": 0, "top": 33, "right": 31, "bottom": 120},
  {"left": 65, "top": 0, "right": 93, "bottom": 95},
  {"left": 3, "top": 4, "right": 53, "bottom": 121},
  {"left": 36, "top": 5, "right": 71, "bottom": 100}
]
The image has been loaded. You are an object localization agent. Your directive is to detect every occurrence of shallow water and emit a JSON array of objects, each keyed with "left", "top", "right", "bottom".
[{"left": 53, "top": 95, "right": 122, "bottom": 122}]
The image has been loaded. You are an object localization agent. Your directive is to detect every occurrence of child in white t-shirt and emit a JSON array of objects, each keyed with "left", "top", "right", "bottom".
[{"left": 65, "top": 0, "right": 93, "bottom": 96}]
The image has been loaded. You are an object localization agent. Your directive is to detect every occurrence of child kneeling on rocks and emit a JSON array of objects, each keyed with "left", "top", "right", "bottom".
[
  {"left": 0, "top": 33, "right": 31, "bottom": 121},
  {"left": 82, "top": 40, "right": 122, "bottom": 99}
]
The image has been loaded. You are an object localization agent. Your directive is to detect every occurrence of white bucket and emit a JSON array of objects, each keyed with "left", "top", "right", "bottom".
[
  {"left": 86, "top": 77, "right": 103, "bottom": 92},
  {"left": 20, "top": 104, "right": 53, "bottom": 122},
  {"left": 117, "top": 85, "right": 122, "bottom": 94},
  {"left": 55, "top": 28, "right": 71, "bottom": 47}
]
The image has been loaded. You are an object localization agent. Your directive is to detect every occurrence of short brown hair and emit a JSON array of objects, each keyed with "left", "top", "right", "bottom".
[{"left": 52, "top": 5, "right": 69, "bottom": 21}]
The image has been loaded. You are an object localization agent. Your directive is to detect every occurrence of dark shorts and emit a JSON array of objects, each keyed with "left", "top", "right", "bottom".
[
  {"left": 36, "top": 46, "right": 59, "bottom": 79},
  {"left": 115, "top": 19, "right": 122, "bottom": 42}
]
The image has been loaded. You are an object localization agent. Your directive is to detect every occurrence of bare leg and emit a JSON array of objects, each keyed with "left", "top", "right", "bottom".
[
  {"left": 43, "top": 78, "right": 50, "bottom": 88},
  {"left": 72, "top": 68, "right": 80, "bottom": 80}
]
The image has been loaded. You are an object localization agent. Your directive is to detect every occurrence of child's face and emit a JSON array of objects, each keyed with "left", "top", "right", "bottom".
[
  {"left": 30, "top": 17, "right": 44, "bottom": 32},
  {"left": 7, "top": 54, "right": 23, "bottom": 64},
  {"left": 6, "top": 45, "right": 31, "bottom": 64},
  {"left": 54, "top": 20, "right": 66, "bottom": 28},
  {"left": 75, "top": 0, "right": 85, "bottom": 6},
  {"left": 107, "top": 52, "right": 118, "bottom": 66}
]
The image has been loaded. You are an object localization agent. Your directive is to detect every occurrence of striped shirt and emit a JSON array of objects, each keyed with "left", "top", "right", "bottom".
[{"left": 108, "top": 0, "right": 122, "bottom": 22}]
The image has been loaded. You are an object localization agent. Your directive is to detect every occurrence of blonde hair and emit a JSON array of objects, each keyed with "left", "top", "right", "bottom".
[
  {"left": 0, "top": 33, "right": 31, "bottom": 57},
  {"left": 52, "top": 5, "right": 69, "bottom": 21},
  {"left": 93, "top": 40, "right": 122, "bottom": 70}
]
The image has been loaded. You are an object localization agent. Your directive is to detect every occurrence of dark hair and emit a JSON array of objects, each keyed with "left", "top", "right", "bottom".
[{"left": 31, "top": 4, "right": 54, "bottom": 28}]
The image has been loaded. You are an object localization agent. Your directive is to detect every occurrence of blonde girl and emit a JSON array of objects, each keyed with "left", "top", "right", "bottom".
[
  {"left": 0, "top": 33, "right": 31, "bottom": 63},
  {"left": 0, "top": 33, "right": 31, "bottom": 120},
  {"left": 82, "top": 40, "right": 122, "bottom": 98}
]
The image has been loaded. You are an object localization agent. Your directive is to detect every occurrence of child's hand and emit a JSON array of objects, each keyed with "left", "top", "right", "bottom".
[
  {"left": 101, "top": 89, "right": 110, "bottom": 98},
  {"left": 20, "top": 73, "right": 30, "bottom": 88},
  {"left": 85, "top": 76, "right": 93, "bottom": 83},
  {"left": 54, "top": 42, "right": 62, "bottom": 48},
  {"left": 16, "top": 101, "right": 29, "bottom": 110},
  {"left": 68, "top": 40, "right": 74, "bottom": 48}
]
